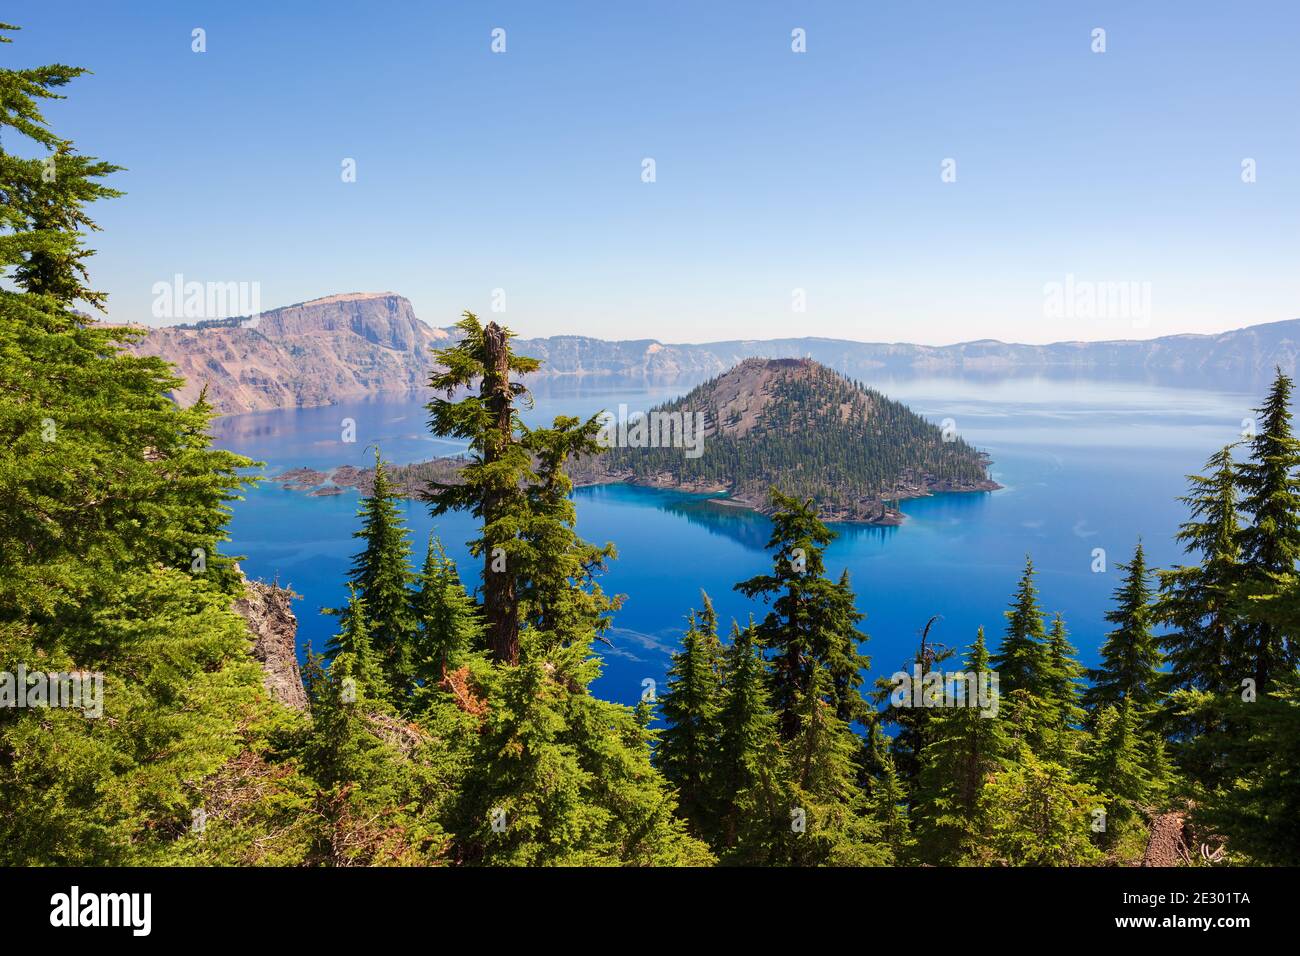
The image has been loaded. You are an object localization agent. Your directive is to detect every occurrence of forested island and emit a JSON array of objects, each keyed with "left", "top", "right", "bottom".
[{"left": 274, "top": 357, "right": 1000, "bottom": 525}]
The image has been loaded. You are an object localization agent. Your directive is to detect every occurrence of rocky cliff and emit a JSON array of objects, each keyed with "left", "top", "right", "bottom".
[
  {"left": 233, "top": 577, "right": 309, "bottom": 711},
  {"left": 124, "top": 291, "right": 1300, "bottom": 415},
  {"left": 127, "top": 292, "right": 450, "bottom": 414}
]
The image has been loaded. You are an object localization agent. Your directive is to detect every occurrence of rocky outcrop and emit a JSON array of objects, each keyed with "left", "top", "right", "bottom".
[
  {"left": 124, "top": 290, "right": 1300, "bottom": 415},
  {"left": 125, "top": 292, "right": 450, "bottom": 414},
  {"left": 234, "top": 577, "right": 309, "bottom": 711}
]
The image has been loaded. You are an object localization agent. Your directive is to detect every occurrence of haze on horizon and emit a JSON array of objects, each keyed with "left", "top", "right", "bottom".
[{"left": 10, "top": 0, "right": 1300, "bottom": 346}]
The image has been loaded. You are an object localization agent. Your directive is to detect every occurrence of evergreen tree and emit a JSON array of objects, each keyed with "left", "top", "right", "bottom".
[
  {"left": 735, "top": 488, "right": 870, "bottom": 738},
  {"left": 654, "top": 593, "right": 724, "bottom": 836},
  {"left": 426, "top": 313, "right": 615, "bottom": 663},
  {"left": 340, "top": 449, "right": 415, "bottom": 688},
  {"left": 977, "top": 746, "right": 1104, "bottom": 866},
  {"left": 712, "top": 621, "right": 788, "bottom": 863},
  {"left": 873, "top": 614, "right": 957, "bottom": 784},
  {"left": 409, "top": 534, "right": 482, "bottom": 683},
  {"left": 1082, "top": 702, "right": 1154, "bottom": 853},
  {"left": 1157, "top": 445, "right": 1243, "bottom": 708},
  {"left": 1084, "top": 541, "right": 1162, "bottom": 723},
  {"left": 990, "top": 556, "right": 1049, "bottom": 697},
  {"left": 782, "top": 668, "right": 889, "bottom": 866},
  {"left": 0, "top": 28, "right": 302, "bottom": 865},
  {"left": 1179, "top": 669, "right": 1300, "bottom": 865},
  {"left": 864, "top": 734, "right": 914, "bottom": 862},
  {"left": 912, "top": 628, "right": 1012, "bottom": 864},
  {"left": 1041, "top": 613, "right": 1087, "bottom": 764},
  {"left": 452, "top": 631, "right": 711, "bottom": 865},
  {"left": 1234, "top": 368, "right": 1300, "bottom": 692}
]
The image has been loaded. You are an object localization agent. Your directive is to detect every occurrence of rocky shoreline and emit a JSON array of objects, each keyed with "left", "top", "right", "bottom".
[{"left": 270, "top": 456, "right": 1001, "bottom": 526}]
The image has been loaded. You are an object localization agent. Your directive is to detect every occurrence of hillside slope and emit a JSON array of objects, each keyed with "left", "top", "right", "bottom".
[{"left": 570, "top": 357, "right": 998, "bottom": 523}]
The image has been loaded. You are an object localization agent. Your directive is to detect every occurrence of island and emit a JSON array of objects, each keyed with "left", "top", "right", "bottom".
[{"left": 272, "top": 358, "right": 999, "bottom": 525}]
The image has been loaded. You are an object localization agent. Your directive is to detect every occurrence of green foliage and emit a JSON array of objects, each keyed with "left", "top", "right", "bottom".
[
  {"left": 977, "top": 746, "right": 1104, "bottom": 866},
  {"left": 410, "top": 533, "right": 482, "bottom": 684},
  {"left": 991, "top": 556, "right": 1049, "bottom": 698},
  {"left": 735, "top": 488, "right": 870, "bottom": 737},
  {"left": 426, "top": 313, "right": 617, "bottom": 663},
  {"left": 1233, "top": 368, "right": 1300, "bottom": 692},
  {"left": 711, "top": 621, "right": 789, "bottom": 863},
  {"left": 1084, "top": 542, "right": 1162, "bottom": 726},
  {"left": 654, "top": 594, "right": 724, "bottom": 836},
  {"left": 339, "top": 449, "right": 415, "bottom": 689},
  {"left": 911, "top": 628, "right": 1013, "bottom": 864},
  {"left": 600, "top": 359, "right": 991, "bottom": 517}
]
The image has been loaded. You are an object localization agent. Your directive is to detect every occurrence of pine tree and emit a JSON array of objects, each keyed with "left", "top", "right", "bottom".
[
  {"left": 978, "top": 746, "right": 1104, "bottom": 866},
  {"left": 0, "top": 28, "right": 305, "bottom": 865},
  {"left": 912, "top": 627, "right": 1012, "bottom": 864},
  {"left": 1041, "top": 613, "right": 1087, "bottom": 764},
  {"left": 1157, "top": 446, "right": 1242, "bottom": 704},
  {"left": 1234, "top": 368, "right": 1300, "bottom": 692},
  {"left": 735, "top": 489, "right": 870, "bottom": 739},
  {"left": 783, "top": 668, "right": 889, "bottom": 866},
  {"left": 873, "top": 614, "right": 957, "bottom": 784},
  {"left": 409, "top": 534, "right": 482, "bottom": 683},
  {"left": 452, "top": 631, "right": 711, "bottom": 865},
  {"left": 1084, "top": 541, "right": 1162, "bottom": 723},
  {"left": 340, "top": 449, "right": 415, "bottom": 689},
  {"left": 426, "top": 313, "right": 615, "bottom": 663},
  {"left": 864, "top": 735, "right": 914, "bottom": 862},
  {"left": 990, "top": 556, "right": 1049, "bottom": 697},
  {"left": 712, "top": 621, "right": 788, "bottom": 863},
  {"left": 1082, "top": 702, "right": 1155, "bottom": 853},
  {"left": 654, "top": 593, "right": 724, "bottom": 836},
  {"left": 1185, "top": 668, "right": 1300, "bottom": 865}
]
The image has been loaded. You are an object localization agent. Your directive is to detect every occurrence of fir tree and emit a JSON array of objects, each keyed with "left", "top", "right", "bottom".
[
  {"left": 712, "top": 621, "right": 788, "bottom": 863},
  {"left": 341, "top": 449, "right": 415, "bottom": 688},
  {"left": 990, "top": 555, "right": 1049, "bottom": 697},
  {"left": 1082, "top": 702, "right": 1155, "bottom": 853},
  {"left": 783, "top": 668, "right": 889, "bottom": 866},
  {"left": 0, "top": 28, "right": 300, "bottom": 865},
  {"left": 735, "top": 489, "right": 870, "bottom": 738},
  {"left": 873, "top": 614, "right": 957, "bottom": 784},
  {"left": 912, "top": 628, "right": 1012, "bottom": 864},
  {"left": 1157, "top": 445, "right": 1242, "bottom": 704},
  {"left": 654, "top": 593, "right": 724, "bottom": 836},
  {"left": 409, "top": 534, "right": 482, "bottom": 683},
  {"left": 426, "top": 313, "right": 615, "bottom": 663},
  {"left": 1084, "top": 541, "right": 1162, "bottom": 723},
  {"left": 1234, "top": 368, "right": 1300, "bottom": 692},
  {"left": 1041, "top": 613, "right": 1087, "bottom": 764},
  {"left": 977, "top": 746, "right": 1104, "bottom": 866}
]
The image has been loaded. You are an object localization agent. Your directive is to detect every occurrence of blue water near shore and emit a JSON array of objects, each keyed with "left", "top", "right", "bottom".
[{"left": 215, "top": 373, "right": 1260, "bottom": 705}]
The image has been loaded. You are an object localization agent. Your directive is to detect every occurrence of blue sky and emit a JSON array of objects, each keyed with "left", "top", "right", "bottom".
[{"left": 7, "top": 1, "right": 1299, "bottom": 343}]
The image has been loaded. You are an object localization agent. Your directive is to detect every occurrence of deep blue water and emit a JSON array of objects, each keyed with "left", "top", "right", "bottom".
[{"left": 215, "top": 373, "right": 1260, "bottom": 705}]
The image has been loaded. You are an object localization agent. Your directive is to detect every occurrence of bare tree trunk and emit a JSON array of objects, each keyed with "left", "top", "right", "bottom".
[{"left": 481, "top": 322, "right": 520, "bottom": 664}]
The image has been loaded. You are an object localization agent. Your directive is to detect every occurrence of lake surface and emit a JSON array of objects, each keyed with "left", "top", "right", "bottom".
[{"left": 213, "top": 373, "right": 1262, "bottom": 705}]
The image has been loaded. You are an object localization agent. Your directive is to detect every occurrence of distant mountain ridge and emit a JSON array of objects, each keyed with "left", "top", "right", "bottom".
[{"left": 123, "top": 292, "right": 1300, "bottom": 414}]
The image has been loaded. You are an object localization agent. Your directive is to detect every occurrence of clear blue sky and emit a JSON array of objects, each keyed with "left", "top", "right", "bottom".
[{"left": 8, "top": 1, "right": 1299, "bottom": 344}]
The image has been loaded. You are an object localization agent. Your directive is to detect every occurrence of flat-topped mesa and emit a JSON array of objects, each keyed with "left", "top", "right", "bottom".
[
  {"left": 128, "top": 292, "right": 451, "bottom": 413},
  {"left": 568, "top": 357, "right": 1000, "bottom": 524}
]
